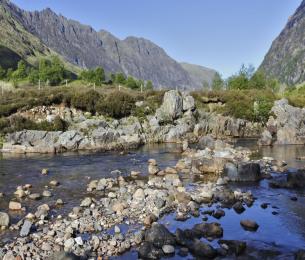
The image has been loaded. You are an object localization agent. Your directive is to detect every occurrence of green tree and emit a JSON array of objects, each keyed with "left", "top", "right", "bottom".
[
  {"left": 0, "top": 66, "right": 6, "bottom": 80},
  {"left": 115, "top": 73, "right": 126, "bottom": 85},
  {"left": 48, "top": 56, "right": 65, "bottom": 85},
  {"left": 38, "top": 57, "right": 65, "bottom": 86},
  {"left": 94, "top": 67, "right": 105, "bottom": 85},
  {"left": 28, "top": 68, "right": 39, "bottom": 84},
  {"left": 6, "top": 68, "right": 13, "bottom": 80},
  {"left": 126, "top": 76, "right": 139, "bottom": 89},
  {"left": 146, "top": 80, "right": 153, "bottom": 90},
  {"left": 12, "top": 60, "right": 27, "bottom": 80},
  {"left": 211, "top": 72, "right": 224, "bottom": 91}
]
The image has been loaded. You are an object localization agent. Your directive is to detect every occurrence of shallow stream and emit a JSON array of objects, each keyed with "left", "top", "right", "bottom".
[{"left": 0, "top": 141, "right": 304, "bottom": 259}]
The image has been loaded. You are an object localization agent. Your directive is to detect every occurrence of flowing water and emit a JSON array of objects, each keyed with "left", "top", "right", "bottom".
[{"left": 0, "top": 141, "right": 305, "bottom": 259}]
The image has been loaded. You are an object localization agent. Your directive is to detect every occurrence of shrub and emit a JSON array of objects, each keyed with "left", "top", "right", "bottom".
[
  {"left": 71, "top": 90, "right": 100, "bottom": 113},
  {"left": 191, "top": 89, "right": 276, "bottom": 123},
  {"left": 96, "top": 91, "right": 135, "bottom": 119},
  {"left": 0, "top": 115, "right": 69, "bottom": 134}
]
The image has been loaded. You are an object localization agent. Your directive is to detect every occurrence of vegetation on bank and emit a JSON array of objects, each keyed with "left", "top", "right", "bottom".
[{"left": 1, "top": 60, "right": 305, "bottom": 136}]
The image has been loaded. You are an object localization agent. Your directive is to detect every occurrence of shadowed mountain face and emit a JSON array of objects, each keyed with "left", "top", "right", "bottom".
[
  {"left": 0, "top": 0, "right": 215, "bottom": 89},
  {"left": 260, "top": 0, "right": 305, "bottom": 85}
]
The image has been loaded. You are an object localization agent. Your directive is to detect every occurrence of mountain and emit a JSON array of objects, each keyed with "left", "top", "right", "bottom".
[
  {"left": 0, "top": 0, "right": 215, "bottom": 89},
  {"left": 180, "top": 62, "right": 216, "bottom": 90},
  {"left": 260, "top": 0, "right": 305, "bottom": 85},
  {"left": 0, "top": 0, "right": 49, "bottom": 69}
]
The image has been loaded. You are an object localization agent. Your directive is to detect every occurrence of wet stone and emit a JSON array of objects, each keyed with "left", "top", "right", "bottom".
[
  {"left": 213, "top": 209, "right": 225, "bottom": 219},
  {"left": 240, "top": 219, "right": 259, "bottom": 232}
]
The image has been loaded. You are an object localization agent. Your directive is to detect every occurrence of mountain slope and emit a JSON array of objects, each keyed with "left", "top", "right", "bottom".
[
  {"left": 260, "top": 0, "right": 305, "bottom": 85},
  {"left": 180, "top": 62, "right": 217, "bottom": 89},
  {"left": 0, "top": 0, "right": 49, "bottom": 68},
  {"left": 1, "top": 0, "right": 216, "bottom": 89}
]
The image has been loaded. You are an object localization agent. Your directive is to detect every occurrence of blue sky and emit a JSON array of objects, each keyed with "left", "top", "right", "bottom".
[{"left": 12, "top": 0, "right": 301, "bottom": 77}]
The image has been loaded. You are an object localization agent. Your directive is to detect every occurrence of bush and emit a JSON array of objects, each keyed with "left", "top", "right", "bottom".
[
  {"left": 71, "top": 90, "right": 100, "bottom": 113},
  {"left": 192, "top": 89, "right": 277, "bottom": 122},
  {"left": 0, "top": 115, "right": 69, "bottom": 134},
  {"left": 96, "top": 91, "right": 135, "bottom": 119},
  {"left": 285, "top": 85, "right": 305, "bottom": 108}
]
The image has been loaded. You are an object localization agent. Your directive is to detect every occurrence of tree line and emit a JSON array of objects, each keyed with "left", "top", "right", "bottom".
[
  {"left": 210, "top": 64, "right": 279, "bottom": 92},
  {"left": 0, "top": 56, "right": 154, "bottom": 90}
]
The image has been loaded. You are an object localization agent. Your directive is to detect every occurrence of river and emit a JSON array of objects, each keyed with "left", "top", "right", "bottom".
[{"left": 0, "top": 141, "right": 305, "bottom": 259}]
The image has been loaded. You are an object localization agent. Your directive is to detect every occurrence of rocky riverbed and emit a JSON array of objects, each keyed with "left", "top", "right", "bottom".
[{"left": 0, "top": 139, "right": 305, "bottom": 259}]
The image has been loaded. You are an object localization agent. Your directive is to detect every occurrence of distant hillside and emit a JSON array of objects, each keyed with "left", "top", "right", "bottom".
[
  {"left": 260, "top": 0, "right": 305, "bottom": 85},
  {"left": 180, "top": 62, "right": 217, "bottom": 90},
  {"left": 0, "top": 0, "right": 216, "bottom": 89}
]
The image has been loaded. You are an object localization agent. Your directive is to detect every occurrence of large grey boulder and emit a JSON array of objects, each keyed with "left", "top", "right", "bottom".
[
  {"left": 287, "top": 169, "right": 305, "bottom": 188},
  {"left": 145, "top": 224, "right": 175, "bottom": 248},
  {"left": 156, "top": 90, "right": 183, "bottom": 123},
  {"left": 225, "top": 162, "right": 261, "bottom": 182},
  {"left": 183, "top": 95, "right": 195, "bottom": 111}
]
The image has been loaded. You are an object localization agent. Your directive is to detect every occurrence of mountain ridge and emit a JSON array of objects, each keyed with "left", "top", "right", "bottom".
[
  {"left": 260, "top": 0, "right": 305, "bottom": 85},
  {"left": 0, "top": 0, "right": 216, "bottom": 89}
]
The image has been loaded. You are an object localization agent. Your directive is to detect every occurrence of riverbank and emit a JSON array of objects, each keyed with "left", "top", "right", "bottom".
[{"left": 0, "top": 90, "right": 262, "bottom": 154}]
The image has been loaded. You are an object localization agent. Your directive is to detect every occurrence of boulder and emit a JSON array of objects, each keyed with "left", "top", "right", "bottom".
[
  {"left": 20, "top": 220, "right": 33, "bottom": 237},
  {"left": 145, "top": 224, "right": 176, "bottom": 248},
  {"left": 240, "top": 219, "right": 259, "bottom": 231},
  {"left": 259, "top": 99, "right": 305, "bottom": 145},
  {"left": 287, "top": 170, "right": 305, "bottom": 188},
  {"left": 188, "top": 239, "right": 217, "bottom": 258},
  {"left": 218, "top": 240, "right": 246, "bottom": 256},
  {"left": 155, "top": 90, "right": 183, "bottom": 122},
  {"left": 162, "top": 245, "right": 175, "bottom": 255},
  {"left": 258, "top": 130, "right": 273, "bottom": 146},
  {"left": 192, "top": 222, "right": 223, "bottom": 239},
  {"left": 133, "top": 189, "right": 145, "bottom": 201},
  {"left": 0, "top": 212, "right": 10, "bottom": 227},
  {"left": 183, "top": 95, "right": 195, "bottom": 112},
  {"left": 225, "top": 162, "right": 261, "bottom": 182},
  {"left": 192, "top": 157, "right": 226, "bottom": 174},
  {"left": 233, "top": 202, "right": 245, "bottom": 214},
  {"left": 35, "top": 204, "right": 50, "bottom": 219},
  {"left": 9, "top": 201, "right": 22, "bottom": 210},
  {"left": 138, "top": 242, "right": 164, "bottom": 259},
  {"left": 50, "top": 252, "right": 84, "bottom": 260}
]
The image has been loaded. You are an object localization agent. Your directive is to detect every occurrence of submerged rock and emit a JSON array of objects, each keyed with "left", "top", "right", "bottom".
[
  {"left": 145, "top": 224, "right": 175, "bottom": 248},
  {"left": 188, "top": 239, "right": 217, "bottom": 258},
  {"left": 138, "top": 242, "right": 164, "bottom": 259},
  {"left": 218, "top": 240, "right": 247, "bottom": 256},
  {"left": 240, "top": 219, "right": 259, "bottom": 231}
]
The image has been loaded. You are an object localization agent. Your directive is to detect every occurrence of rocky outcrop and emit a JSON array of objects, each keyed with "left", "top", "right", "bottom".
[
  {"left": 1, "top": 91, "right": 263, "bottom": 154},
  {"left": 2, "top": 118, "right": 145, "bottom": 154},
  {"left": 194, "top": 111, "right": 262, "bottom": 138},
  {"left": 258, "top": 99, "right": 305, "bottom": 145}
]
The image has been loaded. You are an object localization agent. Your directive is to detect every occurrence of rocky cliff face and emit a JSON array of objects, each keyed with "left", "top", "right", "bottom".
[
  {"left": 0, "top": 0, "right": 213, "bottom": 89},
  {"left": 260, "top": 0, "right": 305, "bottom": 85}
]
